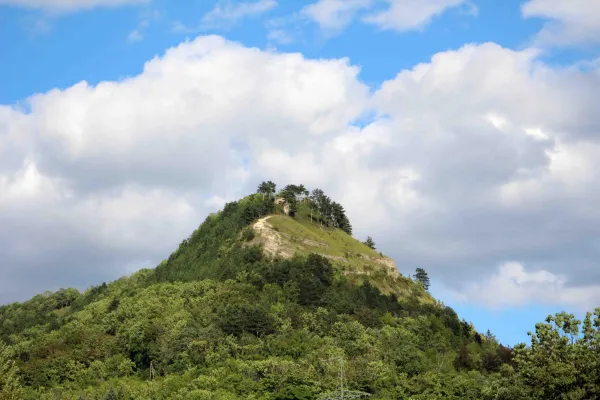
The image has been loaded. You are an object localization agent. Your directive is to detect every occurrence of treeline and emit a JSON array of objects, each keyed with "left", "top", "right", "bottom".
[{"left": 257, "top": 181, "right": 353, "bottom": 235}]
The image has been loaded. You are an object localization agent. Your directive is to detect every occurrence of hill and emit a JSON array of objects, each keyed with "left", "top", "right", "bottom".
[{"left": 1, "top": 182, "right": 599, "bottom": 399}]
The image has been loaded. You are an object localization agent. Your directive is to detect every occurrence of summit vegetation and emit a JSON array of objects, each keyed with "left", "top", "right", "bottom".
[{"left": 1, "top": 181, "right": 600, "bottom": 399}]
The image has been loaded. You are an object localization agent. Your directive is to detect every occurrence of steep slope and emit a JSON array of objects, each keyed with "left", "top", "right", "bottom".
[
  {"left": 0, "top": 187, "right": 515, "bottom": 399},
  {"left": 252, "top": 215, "right": 397, "bottom": 273},
  {"left": 250, "top": 214, "right": 420, "bottom": 299}
]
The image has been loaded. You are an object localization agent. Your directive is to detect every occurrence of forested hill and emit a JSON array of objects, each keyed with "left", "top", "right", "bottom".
[{"left": 1, "top": 182, "right": 600, "bottom": 399}]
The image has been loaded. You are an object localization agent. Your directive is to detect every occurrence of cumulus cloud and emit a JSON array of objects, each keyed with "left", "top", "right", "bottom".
[
  {"left": 0, "top": 36, "right": 368, "bottom": 303},
  {"left": 522, "top": 0, "right": 600, "bottom": 46},
  {"left": 0, "top": 0, "right": 146, "bottom": 12},
  {"left": 450, "top": 262, "right": 600, "bottom": 311},
  {"left": 252, "top": 42, "right": 600, "bottom": 309},
  {"left": 1, "top": 35, "right": 600, "bottom": 311},
  {"left": 359, "top": 43, "right": 600, "bottom": 288}
]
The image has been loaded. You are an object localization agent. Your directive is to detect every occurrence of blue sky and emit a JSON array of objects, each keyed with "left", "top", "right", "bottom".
[
  {"left": 1, "top": 0, "right": 600, "bottom": 347},
  {"left": 0, "top": 0, "right": 549, "bottom": 104}
]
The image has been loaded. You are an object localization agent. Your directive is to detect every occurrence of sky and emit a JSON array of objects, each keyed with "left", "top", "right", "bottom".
[{"left": 1, "top": 0, "right": 600, "bottom": 346}]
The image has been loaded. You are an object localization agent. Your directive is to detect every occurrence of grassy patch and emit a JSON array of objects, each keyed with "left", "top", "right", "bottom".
[{"left": 262, "top": 214, "right": 420, "bottom": 296}]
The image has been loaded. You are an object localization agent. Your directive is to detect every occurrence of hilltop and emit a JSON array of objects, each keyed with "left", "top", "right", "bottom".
[{"left": 4, "top": 182, "right": 588, "bottom": 399}]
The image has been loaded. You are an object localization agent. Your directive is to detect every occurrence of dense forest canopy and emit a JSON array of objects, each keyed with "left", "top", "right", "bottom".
[{"left": 1, "top": 182, "right": 599, "bottom": 399}]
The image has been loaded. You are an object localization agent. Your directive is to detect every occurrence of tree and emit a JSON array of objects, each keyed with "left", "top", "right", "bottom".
[
  {"left": 310, "top": 189, "right": 326, "bottom": 225},
  {"left": 0, "top": 341, "right": 23, "bottom": 400},
  {"left": 257, "top": 181, "right": 269, "bottom": 199},
  {"left": 297, "top": 184, "right": 308, "bottom": 202},
  {"left": 414, "top": 268, "right": 430, "bottom": 290},
  {"left": 331, "top": 202, "right": 352, "bottom": 235},
  {"left": 280, "top": 186, "right": 299, "bottom": 217},
  {"left": 266, "top": 181, "right": 277, "bottom": 199},
  {"left": 283, "top": 184, "right": 306, "bottom": 201},
  {"left": 320, "top": 195, "right": 333, "bottom": 226},
  {"left": 512, "top": 311, "right": 600, "bottom": 399},
  {"left": 364, "top": 236, "right": 376, "bottom": 250},
  {"left": 257, "top": 181, "right": 277, "bottom": 200}
]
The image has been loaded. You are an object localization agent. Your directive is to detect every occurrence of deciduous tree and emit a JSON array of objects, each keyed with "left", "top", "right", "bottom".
[{"left": 0, "top": 341, "right": 23, "bottom": 400}]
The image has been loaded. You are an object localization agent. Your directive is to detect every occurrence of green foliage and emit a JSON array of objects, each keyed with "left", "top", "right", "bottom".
[
  {"left": 257, "top": 181, "right": 277, "bottom": 200},
  {"left": 307, "top": 188, "right": 352, "bottom": 234},
  {"left": 104, "top": 386, "right": 118, "bottom": 400},
  {"left": 0, "top": 341, "right": 23, "bottom": 400},
  {"left": 509, "top": 310, "right": 600, "bottom": 399},
  {"left": 363, "top": 236, "right": 376, "bottom": 250},
  {"left": 2, "top": 255, "right": 492, "bottom": 399},
  {"left": 240, "top": 227, "right": 255, "bottom": 242},
  {"left": 153, "top": 193, "right": 274, "bottom": 282},
  {"left": 6, "top": 183, "right": 600, "bottom": 399},
  {"left": 414, "top": 268, "right": 430, "bottom": 290}
]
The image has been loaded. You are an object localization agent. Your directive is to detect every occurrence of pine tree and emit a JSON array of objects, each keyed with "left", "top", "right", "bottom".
[
  {"left": 266, "top": 181, "right": 277, "bottom": 199},
  {"left": 414, "top": 268, "right": 430, "bottom": 290},
  {"left": 311, "top": 189, "right": 325, "bottom": 225},
  {"left": 364, "top": 236, "right": 376, "bottom": 250},
  {"left": 0, "top": 341, "right": 23, "bottom": 400},
  {"left": 331, "top": 202, "right": 352, "bottom": 235},
  {"left": 257, "top": 182, "right": 269, "bottom": 199}
]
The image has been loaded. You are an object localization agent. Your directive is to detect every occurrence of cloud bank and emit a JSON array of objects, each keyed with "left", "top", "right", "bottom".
[{"left": 1, "top": 35, "right": 600, "bottom": 311}]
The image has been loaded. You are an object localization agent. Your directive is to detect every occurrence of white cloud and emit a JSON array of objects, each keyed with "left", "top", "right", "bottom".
[
  {"left": 364, "top": 0, "right": 470, "bottom": 32},
  {"left": 0, "top": 0, "right": 146, "bottom": 12},
  {"left": 450, "top": 262, "right": 600, "bottom": 311},
  {"left": 0, "top": 160, "right": 67, "bottom": 204},
  {"left": 302, "top": 0, "right": 373, "bottom": 31},
  {"left": 1, "top": 35, "right": 600, "bottom": 313},
  {"left": 301, "top": 0, "right": 473, "bottom": 34},
  {"left": 0, "top": 35, "right": 368, "bottom": 303},
  {"left": 522, "top": 0, "right": 600, "bottom": 46}
]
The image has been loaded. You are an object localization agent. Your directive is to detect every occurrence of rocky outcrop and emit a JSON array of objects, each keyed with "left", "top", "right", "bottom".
[{"left": 252, "top": 216, "right": 293, "bottom": 258}]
